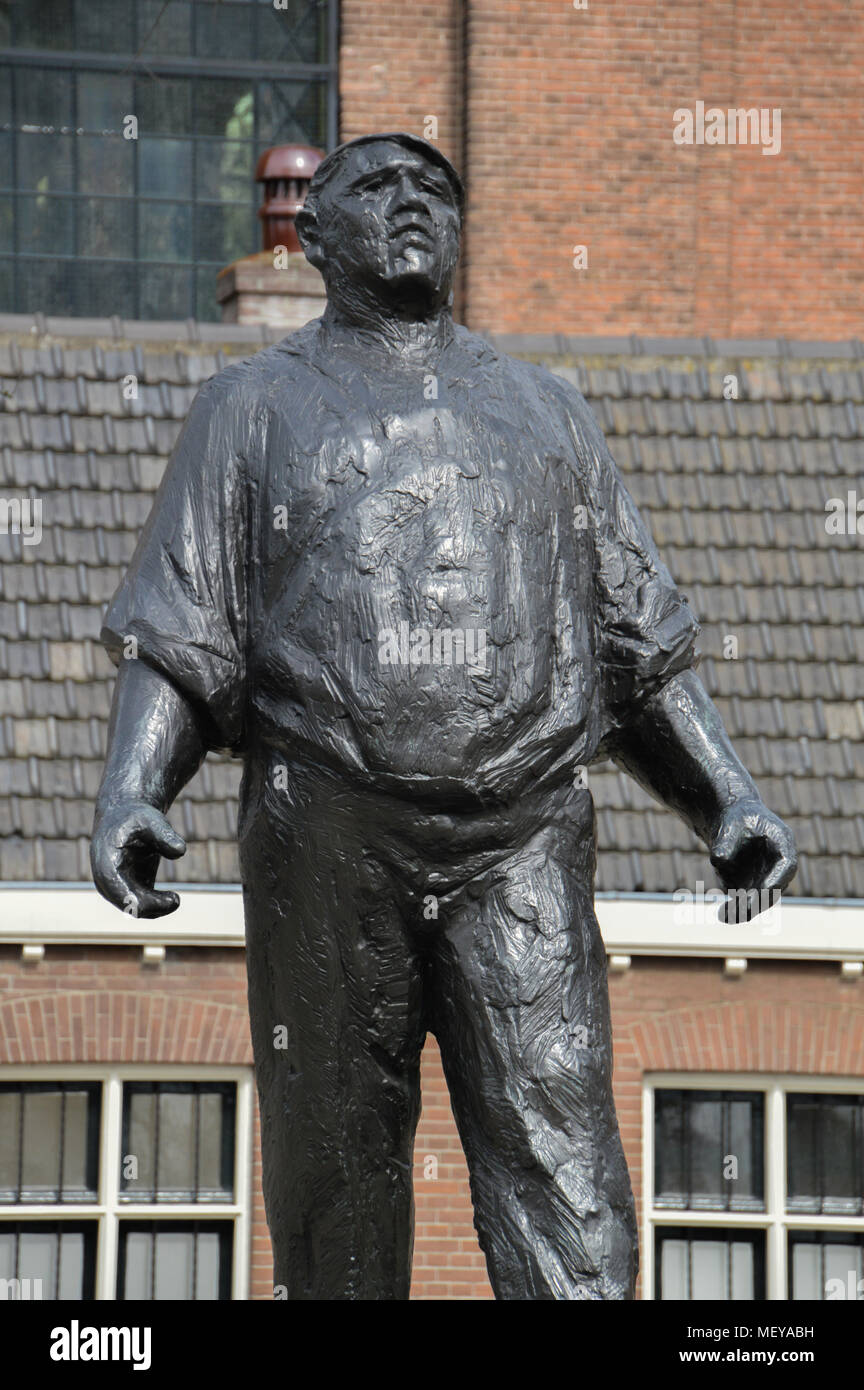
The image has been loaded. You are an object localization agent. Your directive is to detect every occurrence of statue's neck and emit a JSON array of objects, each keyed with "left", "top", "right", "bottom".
[{"left": 320, "top": 297, "right": 455, "bottom": 366}]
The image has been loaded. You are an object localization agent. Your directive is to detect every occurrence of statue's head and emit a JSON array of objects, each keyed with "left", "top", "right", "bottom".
[{"left": 295, "top": 133, "right": 464, "bottom": 314}]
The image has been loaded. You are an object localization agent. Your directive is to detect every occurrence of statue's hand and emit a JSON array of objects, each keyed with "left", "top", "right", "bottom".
[
  {"left": 91, "top": 801, "right": 186, "bottom": 919},
  {"left": 709, "top": 797, "right": 797, "bottom": 922}
]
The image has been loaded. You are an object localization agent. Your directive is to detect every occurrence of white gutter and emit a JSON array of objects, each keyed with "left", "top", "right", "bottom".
[{"left": 0, "top": 884, "right": 862, "bottom": 965}]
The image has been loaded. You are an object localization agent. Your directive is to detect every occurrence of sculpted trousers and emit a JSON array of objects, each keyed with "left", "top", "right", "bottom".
[{"left": 239, "top": 753, "right": 637, "bottom": 1300}]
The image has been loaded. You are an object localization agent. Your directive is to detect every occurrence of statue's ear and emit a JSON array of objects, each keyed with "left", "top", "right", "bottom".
[{"left": 295, "top": 206, "right": 323, "bottom": 268}]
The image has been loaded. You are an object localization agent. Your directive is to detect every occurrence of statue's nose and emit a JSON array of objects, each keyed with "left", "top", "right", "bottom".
[{"left": 390, "top": 174, "right": 429, "bottom": 212}]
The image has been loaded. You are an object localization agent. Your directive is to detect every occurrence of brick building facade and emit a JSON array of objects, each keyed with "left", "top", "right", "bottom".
[
  {"left": 341, "top": 0, "right": 864, "bottom": 340},
  {"left": 1, "top": 1, "right": 862, "bottom": 1302}
]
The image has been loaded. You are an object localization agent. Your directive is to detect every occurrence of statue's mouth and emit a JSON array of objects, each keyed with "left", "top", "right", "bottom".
[{"left": 390, "top": 220, "right": 435, "bottom": 244}]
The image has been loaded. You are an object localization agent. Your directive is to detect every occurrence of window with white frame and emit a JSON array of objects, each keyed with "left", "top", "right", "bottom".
[
  {"left": 644, "top": 1077, "right": 864, "bottom": 1301},
  {"left": 0, "top": 1067, "right": 253, "bottom": 1300}
]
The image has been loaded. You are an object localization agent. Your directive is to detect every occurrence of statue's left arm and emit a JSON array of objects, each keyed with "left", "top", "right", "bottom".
[
  {"left": 609, "top": 669, "right": 797, "bottom": 903},
  {"left": 557, "top": 377, "right": 797, "bottom": 910}
]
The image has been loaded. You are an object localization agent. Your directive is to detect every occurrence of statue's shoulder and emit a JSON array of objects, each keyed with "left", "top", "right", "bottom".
[
  {"left": 198, "top": 319, "right": 323, "bottom": 406},
  {"left": 451, "top": 324, "right": 583, "bottom": 414}
]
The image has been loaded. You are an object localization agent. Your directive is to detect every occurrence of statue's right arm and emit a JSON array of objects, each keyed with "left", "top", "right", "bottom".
[{"left": 90, "top": 657, "right": 209, "bottom": 918}]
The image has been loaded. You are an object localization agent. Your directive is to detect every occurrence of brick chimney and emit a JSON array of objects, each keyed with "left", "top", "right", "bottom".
[{"left": 217, "top": 145, "right": 327, "bottom": 329}]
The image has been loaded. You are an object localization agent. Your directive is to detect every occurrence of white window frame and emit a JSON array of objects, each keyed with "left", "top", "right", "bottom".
[
  {"left": 643, "top": 1073, "right": 864, "bottom": 1301},
  {"left": 0, "top": 1064, "right": 254, "bottom": 1301}
]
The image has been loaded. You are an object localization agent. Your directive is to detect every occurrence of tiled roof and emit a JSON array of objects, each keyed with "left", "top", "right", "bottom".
[{"left": 1, "top": 313, "right": 862, "bottom": 897}]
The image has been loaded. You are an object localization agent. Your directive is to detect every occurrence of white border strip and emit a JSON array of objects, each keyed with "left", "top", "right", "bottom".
[{"left": 0, "top": 886, "right": 862, "bottom": 961}]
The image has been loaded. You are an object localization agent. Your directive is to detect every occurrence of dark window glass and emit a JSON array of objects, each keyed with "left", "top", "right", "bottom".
[
  {"left": 120, "top": 1082, "right": 235, "bottom": 1203},
  {"left": 655, "top": 1090, "right": 764, "bottom": 1212},
  {"left": 787, "top": 1094, "right": 864, "bottom": 1215},
  {"left": 0, "top": 0, "right": 336, "bottom": 319},
  {"left": 656, "top": 1227, "right": 765, "bottom": 1301},
  {"left": 0, "top": 1083, "right": 100, "bottom": 1204},
  {"left": 0, "top": 1222, "right": 97, "bottom": 1300},
  {"left": 789, "top": 1231, "right": 864, "bottom": 1300},
  {"left": 117, "top": 1221, "right": 232, "bottom": 1300}
]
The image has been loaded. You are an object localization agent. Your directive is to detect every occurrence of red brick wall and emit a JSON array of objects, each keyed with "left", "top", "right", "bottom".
[
  {"left": 339, "top": 0, "right": 863, "bottom": 340},
  {"left": 2, "top": 947, "right": 862, "bottom": 1300}
]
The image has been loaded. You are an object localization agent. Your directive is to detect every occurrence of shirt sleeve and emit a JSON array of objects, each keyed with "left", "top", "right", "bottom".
[
  {"left": 101, "top": 376, "right": 251, "bottom": 754},
  {"left": 560, "top": 382, "right": 700, "bottom": 729}
]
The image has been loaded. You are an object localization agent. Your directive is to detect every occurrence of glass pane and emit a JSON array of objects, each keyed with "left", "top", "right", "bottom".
[
  {"left": 655, "top": 1093, "right": 685, "bottom": 1204},
  {"left": 77, "top": 73, "right": 133, "bottom": 135},
  {"left": 12, "top": 0, "right": 75, "bottom": 49},
  {"left": 0, "top": 196, "right": 11, "bottom": 254},
  {"left": 823, "top": 1102, "right": 858, "bottom": 1211},
  {"left": 195, "top": 139, "right": 254, "bottom": 203},
  {"left": 689, "top": 1099, "right": 723, "bottom": 1205},
  {"left": 79, "top": 197, "right": 135, "bottom": 260},
  {"left": 792, "top": 1242, "right": 821, "bottom": 1300},
  {"left": 57, "top": 1231, "right": 86, "bottom": 1299},
  {"left": 195, "top": 2, "right": 255, "bottom": 61},
  {"left": 78, "top": 135, "right": 134, "bottom": 197},
  {"left": 659, "top": 1238, "right": 687, "bottom": 1300},
  {"left": 157, "top": 1091, "right": 196, "bottom": 1197},
  {"left": 259, "top": 79, "right": 326, "bottom": 146},
  {"left": 14, "top": 68, "right": 73, "bottom": 128},
  {"left": 196, "top": 80, "right": 254, "bottom": 140},
  {"left": 138, "top": 138, "right": 191, "bottom": 198},
  {"left": 728, "top": 1098, "right": 761, "bottom": 1208},
  {"left": 60, "top": 1090, "right": 91, "bottom": 1198},
  {"left": 18, "top": 195, "right": 75, "bottom": 257},
  {"left": 258, "top": 0, "right": 328, "bottom": 64},
  {"left": 74, "top": 259, "right": 138, "bottom": 318},
  {"left": 198, "top": 1092, "right": 229, "bottom": 1198},
  {"left": 139, "top": 264, "right": 192, "bottom": 319},
  {"left": 0, "top": 132, "right": 13, "bottom": 188},
  {"left": 0, "top": 1091, "right": 20, "bottom": 1198},
  {"left": 195, "top": 1231, "right": 221, "bottom": 1299},
  {"left": 75, "top": 0, "right": 134, "bottom": 52},
  {"left": 154, "top": 1229, "right": 194, "bottom": 1298},
  {"left": 16, "top": 133, "right": 76, "bottom": 193},
  {"left": 691, "top": 1240, "right": 727, "bottom": 1299},
  {"left": 0, "top": 1230, "right": 14, "bottom": 1279},
  {"left": 136, "top": 77, "right": 192, "bottom": 138},
  {"left": 123, "top": 1230, "right": 152, "bottom": 1299},
  {"left": 825, "top": 1241, "right": 862, "bottom": 1291},
  {"left": 195, "top": 202, "right": 249, "bottom": 266},
  {"left": 139, "top": 201, "right": 192, "bottom": 264},
  {"left": 730, "top": 1241, "right": 754, "bottom": 1299},
  {"left": 138, "top": 0, "right": 193, "bottom": 56},
  {"left": 787, "top": 1097, "right": 819, "bottom": 1208},
  {"left": 125, "top": 1089, "right": 156, "bottom": 1198},
  {"left": 21, "top": 1091, "right": 61, "bottom": 1198},
  {"left": 18, "top": 1229, "right": 57, "bottom": 1298},
  {"left": 196, "top": 263, "right": 221, "bottom": 323}
]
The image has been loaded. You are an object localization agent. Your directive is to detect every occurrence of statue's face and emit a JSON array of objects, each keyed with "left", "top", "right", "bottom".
[{"left": 307, "top": 140, "right": 462, "bottom": 307}]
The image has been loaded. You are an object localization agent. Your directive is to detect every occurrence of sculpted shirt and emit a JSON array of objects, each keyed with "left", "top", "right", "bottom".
[{"left": 102, "top": 320, "right": 699, "bottom": 807}]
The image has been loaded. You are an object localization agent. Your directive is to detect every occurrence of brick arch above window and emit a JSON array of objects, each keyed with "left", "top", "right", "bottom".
[
  {"left": 624, "top": 1001, "right": 864, "bottom": 1077},
  {"left": 0, "top": 992, "right": 253, "bottom": 1066}
]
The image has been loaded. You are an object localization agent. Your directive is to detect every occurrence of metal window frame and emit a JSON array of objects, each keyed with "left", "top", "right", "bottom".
[
  {"left": 0, "top": 1064, "right": 254, "bottom": 1301},
  {"left": 0, "top": 0, "right": 340, "bottom": 319},
  {"left": 643, "top": 1074, "right": 864, "bottom": 1301},
  {"left": 653, "top": 1224, "right": 767, "bottom": 1302},
  {"left": 0, "top": 1079, "right": 101, "bottom": 1204}
]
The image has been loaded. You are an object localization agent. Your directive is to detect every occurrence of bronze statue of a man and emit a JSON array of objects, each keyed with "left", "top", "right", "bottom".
[{"left": 92, "top": 133, "right": 796, "bottom": 1300}]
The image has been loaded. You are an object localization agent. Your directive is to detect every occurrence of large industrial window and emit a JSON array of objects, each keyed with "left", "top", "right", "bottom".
[
  {"left": 0, "top": 0, "right": 339, "bottom": 321},
  {"left": 645, "top": 1077, "right": 864, "bottom": 1301},
  {"left": 0, "top": 1068, "right": 253, "bottom": 1300}
]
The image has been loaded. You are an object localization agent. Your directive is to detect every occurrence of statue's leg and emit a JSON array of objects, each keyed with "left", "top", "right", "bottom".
[
  {"left": 428, "top": 808, "right": 638, "bottom": 1299},
  {"left": 239, "top": 757, "right": 426, "bottom": 1300}
]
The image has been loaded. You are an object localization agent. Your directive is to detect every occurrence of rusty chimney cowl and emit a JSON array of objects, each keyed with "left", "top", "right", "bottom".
[{"left": 255, "top": 144, "right": 324, "bottom": 253}]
